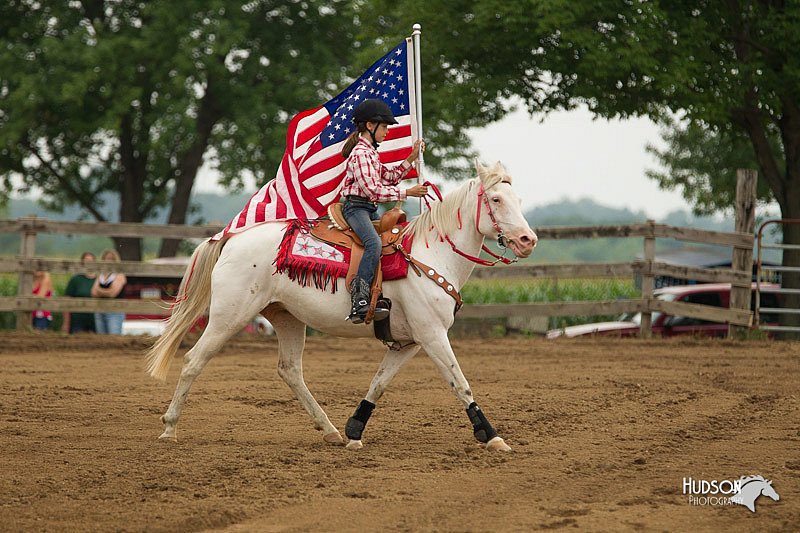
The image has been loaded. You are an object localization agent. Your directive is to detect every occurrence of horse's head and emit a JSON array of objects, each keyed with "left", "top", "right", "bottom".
[
  {"left": 761, "top": 480, "right": 780, "bottom": 501},
  {"left": 475, "top": 160, "right": 537, "bottom": 258}
]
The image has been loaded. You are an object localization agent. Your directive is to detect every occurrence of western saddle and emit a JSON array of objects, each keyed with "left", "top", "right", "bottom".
[{"left": 307, "top": 203, "right": 407, "bottom": 325}]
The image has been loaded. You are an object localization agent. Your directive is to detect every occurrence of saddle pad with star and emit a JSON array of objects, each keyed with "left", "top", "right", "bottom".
[{"left": 274, "top": 219, "right": 411, "bottom": 294}]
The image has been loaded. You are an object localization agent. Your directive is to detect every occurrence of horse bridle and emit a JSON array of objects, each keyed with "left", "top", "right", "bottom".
[
  {"left": 477, "top": 181, "right": 512, "bottom": 251},
  {"left": 392, "top": 180, "right": 518, "bottom": 315},
  {"left": 424, "top": 181, "right": 517, "bottom": 267}
]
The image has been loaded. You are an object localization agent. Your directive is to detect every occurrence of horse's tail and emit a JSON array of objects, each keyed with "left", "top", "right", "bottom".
[{"left": 145, "top": 239, "right": 224, "bottom": 381}]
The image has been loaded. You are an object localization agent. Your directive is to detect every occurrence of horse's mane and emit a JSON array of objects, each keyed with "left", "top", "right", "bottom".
[
  {"left": 403, "top": 164, "right": 511, "bottom": 245},
  {"left": 739, "top": 475, "right": 768, "bottom": 485}
]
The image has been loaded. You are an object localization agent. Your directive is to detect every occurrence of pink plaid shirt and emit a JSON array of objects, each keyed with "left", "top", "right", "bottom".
[{"left": 340, "top": 138, "right": 411, "bottom": 202}]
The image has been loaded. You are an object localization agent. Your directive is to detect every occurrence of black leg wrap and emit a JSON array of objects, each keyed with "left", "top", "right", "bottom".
[
  {"left": 466, "top": 402, "right": 497, "bottom": 444},
  {"left": 345, "top": 399, "right": 376, "bottom": 440}
]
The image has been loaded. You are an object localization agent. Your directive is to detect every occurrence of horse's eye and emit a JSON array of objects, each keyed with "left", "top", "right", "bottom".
[{"left": 492, "top": 197, "right": 500, "bottom": 203}]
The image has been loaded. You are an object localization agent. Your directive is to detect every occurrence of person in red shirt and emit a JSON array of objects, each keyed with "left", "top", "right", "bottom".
[
  {"left": 339, "top": 99, "right": 427, "bottom": 323},
  {"left": 31, "top": 270, "right": 53, "bottom": 330}
]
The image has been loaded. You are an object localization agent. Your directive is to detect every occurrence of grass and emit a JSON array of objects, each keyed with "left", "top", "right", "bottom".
[{"left": 461, "top": 277, "right": 640, "bottom": 329}]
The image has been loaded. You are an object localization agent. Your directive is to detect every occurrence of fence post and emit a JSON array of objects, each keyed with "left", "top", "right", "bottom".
[
  {"left": 729, "top": 169, "right": 758, "bottom": 338},
  {"left": 15, "top": 216, "right": 38, "bottom": 330},
  {"left": 640, "top": 219, "right": 656, "bottom": 338}
]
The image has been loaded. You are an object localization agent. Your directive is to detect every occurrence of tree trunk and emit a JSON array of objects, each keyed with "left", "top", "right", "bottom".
[
  {"left": 158, "top": 85, "right": 220, "bottom": 258},
  {"left": 117, "top": 112, "right": 146, "bottom": 261}
]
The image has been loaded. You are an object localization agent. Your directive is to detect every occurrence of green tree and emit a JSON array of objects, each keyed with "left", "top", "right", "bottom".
[
  {"left": 0, "top": 0, "right": 354, "bottom": 259},
  {"left": 368, "top": 0, "right": 800, "bottom": 328},
  {"left": 645, "top": 119, "right": 779, "bottom": 216}
]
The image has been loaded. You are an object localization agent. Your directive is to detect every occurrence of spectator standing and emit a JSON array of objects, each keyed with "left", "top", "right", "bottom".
[
  {"left": 62, "top": 252, "right": 97, "bottom": 334},
  {"left": 31, "top": 270, "right": 53, "bottom": 330},
  {"left": 91, "top": 249, "right": 127, "bottom": 335}
]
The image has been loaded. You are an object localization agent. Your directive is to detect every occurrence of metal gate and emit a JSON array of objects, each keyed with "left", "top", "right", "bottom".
[{"left": 755, "top": 219, "right": 800, "bottom": 333}]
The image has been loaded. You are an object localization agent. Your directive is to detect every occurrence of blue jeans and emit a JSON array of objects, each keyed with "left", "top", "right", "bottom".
[
  {"left": 342, "top": 200, "right": 380, "bottom": 284},
  {"left": 32, "top": 317, "right": 51, "bottom": 330},
  {"left": 95, "top": 312, "right": 125, "bottom": 335}
]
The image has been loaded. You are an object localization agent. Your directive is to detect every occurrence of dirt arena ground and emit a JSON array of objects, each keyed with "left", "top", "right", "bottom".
[{"left": 1, "top": 332, "right": 798, "bottom": 532}]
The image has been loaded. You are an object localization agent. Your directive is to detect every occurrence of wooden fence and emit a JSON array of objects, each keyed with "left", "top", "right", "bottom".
[
  {"left": 0, "top": 217, "right": 755, "bottom": 336},
  {"left": 0, "top": 172, "right": 759, "bottom": 337}
]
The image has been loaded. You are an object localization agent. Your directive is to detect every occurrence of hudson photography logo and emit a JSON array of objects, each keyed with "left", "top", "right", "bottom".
[{"left": 682, "top": 475, "right": 780, "bottom": 512}]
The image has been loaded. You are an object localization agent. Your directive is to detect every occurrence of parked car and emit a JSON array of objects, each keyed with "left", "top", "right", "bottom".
[
  {"left": 121, "top": 257, "right": 273, "bottom": 336},
  {"left": 546, "top": 283, "right": 782, "bottom": 339}
]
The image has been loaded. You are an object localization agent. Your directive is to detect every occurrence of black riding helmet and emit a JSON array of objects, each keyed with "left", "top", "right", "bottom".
[
  {"left": 352, "top": 98, "right": 398, "bottom": 125},
  {"left": 352, "top": 99, "right": 397, "bottom": 148}
]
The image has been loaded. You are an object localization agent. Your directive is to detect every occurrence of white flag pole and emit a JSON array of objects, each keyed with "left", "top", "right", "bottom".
[
  {"left": 412, "top": 24, "right": 424, "bottom": 174},
  {"left": 412, "top": 23, "right": 424, "bottom": 212}
]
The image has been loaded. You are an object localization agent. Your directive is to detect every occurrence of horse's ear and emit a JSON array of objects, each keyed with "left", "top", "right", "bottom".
[
  {"left": 474, "top": 158, "right": 486, "bottom": 177},
  {"left": 492, "top": 160, "right": 511, "bottom": 183}
]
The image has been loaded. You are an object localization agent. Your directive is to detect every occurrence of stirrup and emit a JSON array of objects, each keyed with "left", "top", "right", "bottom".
[
  {"left": 348, "top": 308, "right": 368, "bottom": 324},
  {"left": 347, "top": 307, "right": 389, "bottom": 324}
]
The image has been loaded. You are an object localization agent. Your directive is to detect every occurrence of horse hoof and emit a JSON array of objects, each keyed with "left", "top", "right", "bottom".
[
  {"left": 485, "top": 436, "right": 511, "bottom": 452},
  {"left": 158, "top": 431, "right": 177, "bottom": 442},
  {"left": 345, "top": 439, "right": 363, "bottom": 450},
  {"left": 324, "top": 431, "right": 344, "bottom": 445}
]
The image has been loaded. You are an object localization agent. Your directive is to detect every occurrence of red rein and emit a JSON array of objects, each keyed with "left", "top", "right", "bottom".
[{"left": 422, "top": 181, "right": 516, "bottom": 267}]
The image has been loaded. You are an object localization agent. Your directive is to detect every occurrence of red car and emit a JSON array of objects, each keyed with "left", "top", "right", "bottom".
[{"left": 546, "top": 283, "right": 781, "bottom": 339}]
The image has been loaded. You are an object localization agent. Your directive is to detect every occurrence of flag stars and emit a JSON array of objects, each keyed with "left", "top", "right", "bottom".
[{"left": 390, "top": 83, "right": 396, "bottom": 89}]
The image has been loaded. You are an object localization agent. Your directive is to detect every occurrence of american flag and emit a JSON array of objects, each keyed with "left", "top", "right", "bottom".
[{"left": 213, "top": 38, "right": 418, "bottom": 240}]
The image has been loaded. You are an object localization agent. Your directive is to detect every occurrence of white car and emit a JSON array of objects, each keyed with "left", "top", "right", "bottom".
[
  {"left": 122, "top": 319, "right": 167, "bottom": 337},
  {"left": 122, "top": 316, "right": 274, "bottom": 337}
]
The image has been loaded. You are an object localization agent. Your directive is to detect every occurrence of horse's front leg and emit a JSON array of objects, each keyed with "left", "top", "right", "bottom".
[
  {"left": 345, "top": 344, "right": 420, "bottom": 450},
  {"left": 417, "top": 331, "right": 511, "bottom": 452}
]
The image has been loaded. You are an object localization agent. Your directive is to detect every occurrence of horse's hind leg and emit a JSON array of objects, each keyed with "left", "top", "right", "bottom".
[
  {"left": 345, "top": 344, "right": 420, "bottom": 450},
  {"left": 159, "top": 324, "right": 230, "bottom": 440},
  {"left": 160, "top": 311, "right": 255, "bottom": 441},
  {"left": 267, "top": 307, "right": 343, "bottom": 445}
]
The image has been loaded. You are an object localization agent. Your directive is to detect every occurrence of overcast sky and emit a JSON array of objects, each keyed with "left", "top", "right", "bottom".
[
  {"left": 467, "top": 105, "right": 690, "bottom": 219},
  {"left": 196, "top": 105, "right": 690, "bottom": 220}
]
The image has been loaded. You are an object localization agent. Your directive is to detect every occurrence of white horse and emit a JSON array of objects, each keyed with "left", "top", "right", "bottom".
[{"left": 145, "top": 161, "right": 537, "bottom": 451}]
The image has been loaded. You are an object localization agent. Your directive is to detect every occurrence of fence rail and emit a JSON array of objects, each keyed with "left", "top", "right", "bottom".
[{"left": 1, "top": 172, "right": 761, "bottom": 338}]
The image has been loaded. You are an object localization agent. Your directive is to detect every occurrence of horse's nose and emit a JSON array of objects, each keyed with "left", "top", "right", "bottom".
[{"left": 520, "top": 231, "right": 538, "bottom": 248}]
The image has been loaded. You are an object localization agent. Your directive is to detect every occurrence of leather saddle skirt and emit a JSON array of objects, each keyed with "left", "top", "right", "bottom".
[{"left": 274, "top": 217, "right": 413, "bottom": 294}]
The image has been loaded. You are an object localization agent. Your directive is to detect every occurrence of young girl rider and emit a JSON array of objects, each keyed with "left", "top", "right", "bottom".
[{"left": 340, "top": 98, "right": 427, "bottom": 323}]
